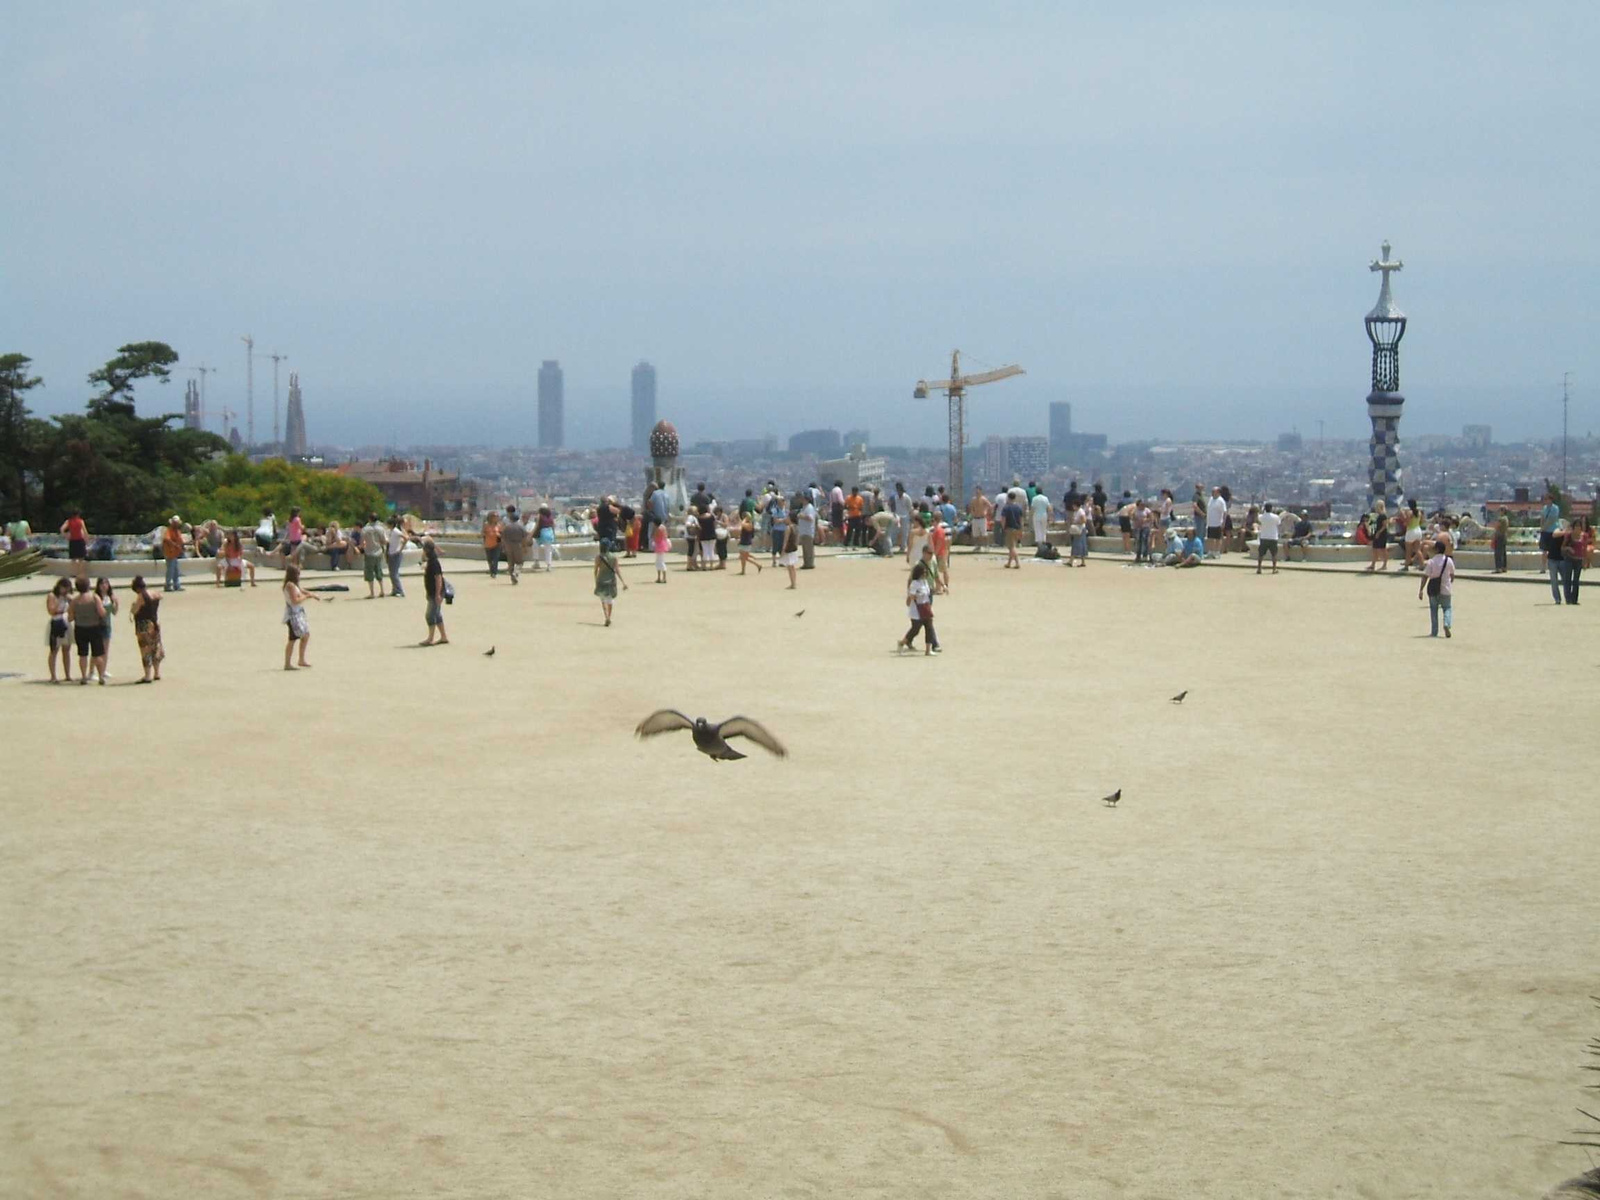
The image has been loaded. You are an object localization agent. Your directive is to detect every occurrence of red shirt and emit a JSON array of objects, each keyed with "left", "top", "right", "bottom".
[{"left": 65, "top": 517, "right": 86, "bottom": 540}]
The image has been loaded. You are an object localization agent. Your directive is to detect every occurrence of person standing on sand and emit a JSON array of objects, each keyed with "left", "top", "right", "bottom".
[
  {"left": 385, "top": 517, "right": 410, "bottom": 597},
  {"left": 69, "top": 578, "right": 108, "bottom": 685},
  {"left": 897, "top": 562, "right": 939, "bottom": 656},
  {"left": 779, "top": 506, "right": 800, "bottom": 589},
  {"left": 653, "top": 519, "right": 671, "bottom": 582},
  {"left": 1563, "top": 516, "right": 1592, "bottom": 604},
  {"left": 46, "top": 578, "right": 73, "bottom": 682},
  {"left": 281, "top": 564, "right": 324, "bottom": 669},
  {"left": 969, "top": 487, "right": 992, "bottom": 553},
  {"left": 129, "top": 575, "right": 163, "bottom": 682},
  {"left": 421, "top": 539, "right": 449, "bottom": 645},
  {"left": 1418, "top": 538, "right": 1455, "bottom": 637},
  {"left": 930, "top": 519, "right": 951, "bottom": 592},
  {"left": 535, "top": 505, "right": 557, "bottom": 572},
  {"left": 1069, "top": 500, "right": 1090, "bottom": 567},
  {"left": 593, "top": 541, "right": 627, "bottom": 625},
  {"left": 1365, "top": 501, "right": 1391, "bottom": 571},
  {"left": 361, "top": 514, "right": 387, "bottom": 597},
  {"left": 161, "top": 516, "right": 187, "bottom": 592},
  {"left": 500, "top": 509, "right": 527, "bottom": 584},
  {"left": 1491, "top": 511, "right": 1510, "bottom": 574},
  {"left": 482, "top": 511, "right": 502, "bottom": 579},
  {"left": 1000, "top": 491, "right": 1025, "bottom": 568},
  {"left": 796, "top": 491, "right": 817, "bottom": 569},
  {"left": 94, "top": 577, "right": 119, "bottom": 677},
  {"left": 1255, "top": 504, "right": 1282, "bottom": 574}
]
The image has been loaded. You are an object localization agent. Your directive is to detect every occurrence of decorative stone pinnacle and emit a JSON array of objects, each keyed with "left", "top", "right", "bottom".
[{"left": 1367, "top": 240, "right": 1405, "bottom": 321}]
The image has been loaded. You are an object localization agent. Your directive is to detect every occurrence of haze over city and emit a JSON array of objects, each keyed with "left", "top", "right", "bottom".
[{"left": 4, "top": 2, "right": 1595, "bottom": 447}]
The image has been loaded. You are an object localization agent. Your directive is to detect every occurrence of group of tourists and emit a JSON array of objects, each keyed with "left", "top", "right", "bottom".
[
  {"left": 480, "top": 505, "right": 559, "bottom": 584},
  {"left": 44, "top": 574, "right": 163, "bottom": 684}
]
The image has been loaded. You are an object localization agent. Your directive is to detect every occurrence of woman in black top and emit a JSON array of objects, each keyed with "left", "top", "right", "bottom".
[
  {"left": 130, "top": 575, "right": 163, "bottom": 683},
  {"left": 70, "top": 577, "right": 108, "bottom": 685},
  {"left": 421, "top": 538, "right": 449, "bottom": 646}
]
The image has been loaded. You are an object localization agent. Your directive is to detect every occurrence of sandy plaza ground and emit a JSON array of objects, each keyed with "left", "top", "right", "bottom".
[{"left": 2, "top": 549, "right": 1597, "bottom": 1198}]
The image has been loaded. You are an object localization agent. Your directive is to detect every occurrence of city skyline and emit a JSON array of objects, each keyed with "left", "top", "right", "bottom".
[
  {"left": 2, "top": 4, "right": 1593, "bottom": 449},
  {"left": 537, "top": 360, "right": 564, "bottom": 450}
]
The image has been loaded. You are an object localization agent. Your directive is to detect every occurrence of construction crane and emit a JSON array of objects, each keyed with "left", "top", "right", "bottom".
[{"left": 913, "top": 349, "right": 1025, "bottom": 496}]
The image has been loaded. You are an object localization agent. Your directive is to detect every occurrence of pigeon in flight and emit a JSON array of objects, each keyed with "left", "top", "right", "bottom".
[
  {"left": 484, "top": 646, "right": 496, "bottom": 657},
  {"left": 1101, "top": 788, "right": 1122, "bottom": 808},
  {"left": 1170, "top": 690, "right": 1187, "bottom": 704},
  {"left": 635, "top": 710, "right": 788, "bottom": 762}
]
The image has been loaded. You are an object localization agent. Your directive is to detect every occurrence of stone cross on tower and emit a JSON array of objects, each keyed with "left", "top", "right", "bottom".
[{"left": 1363, "top": 240, "right": 1409, "bottom": 507}]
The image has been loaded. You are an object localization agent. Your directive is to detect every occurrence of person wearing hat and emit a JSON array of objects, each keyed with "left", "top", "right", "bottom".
[{"left": 161, "top": 516, "right": 187, "bottom": 593}]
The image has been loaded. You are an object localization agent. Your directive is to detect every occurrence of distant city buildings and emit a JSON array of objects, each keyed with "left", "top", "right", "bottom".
[
  {"left": 982, "top": 436, "right": 1008, "bottom": 483},
  {"left": 1006, "top": 436, "right": 1049, "bottom": 479},
  {"left": 789, "top": 428, "right": 841, "bottom": 456},
  {"left": 331, "top": 457, "right": 477, "bottom": 518},
  {"left": 538, "top": 360, "right": 564, "bottom": 449},
  {"left": 1463, "top": 424, "right": 1492, "bottom": 450},
  {"left": 1048, "top": 402, "right": 1073, "bottom": 464},
  {"left": 183, "top": 379, "right": 201, "bottom": 430},
  {"left": 1277, "top": 431, "right": 1303, "bottom": 452},
  {"left": 283, "top": 373, "right": 308, "bottom": 457},
  {"left": 818, "top": 446, "right": 887, "bottom": 491},
  {"left": 630, "top": 362, "right": 656, "bottom": 452},
  {"left": 843, "top": 428, "right": 870, "bottom": 449}
]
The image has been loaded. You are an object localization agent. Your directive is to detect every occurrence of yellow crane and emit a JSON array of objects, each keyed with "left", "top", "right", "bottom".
[{"left": 914, "top": 349, "right": 1025, "bottom": 496}]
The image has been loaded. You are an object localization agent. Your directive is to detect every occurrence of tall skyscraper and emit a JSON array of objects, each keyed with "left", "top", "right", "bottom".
[
  {"left": 538, "top": 360, "right": 564, "bottom": 449},
  {"left": 182, "top": 379, "right": 201, "bottom": 430},
  {"left": 631, "top": 361, "right": 657, "bottom": 452},
  {"left": 283, "top": 372, "right": 307, "bottom": 457},
  {"left": 1049, "top": 402, "right": 1073, "bottom": 464}
]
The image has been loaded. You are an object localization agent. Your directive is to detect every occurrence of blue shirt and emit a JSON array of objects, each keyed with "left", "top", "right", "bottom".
[
  {"left": 1186, "top": 536, "right": 1206, "bottom": 559},
  {"left": 649, "top": 490, "right": 670, "bottom": 521},
  {"left": 940, "top": 502, "right": 957, "bottom": 527},
  {"left": 1542, "top": 503, "right": 1561, "bottom": 532}
]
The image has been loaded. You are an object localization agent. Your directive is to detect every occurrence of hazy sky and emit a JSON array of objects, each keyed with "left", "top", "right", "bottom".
[{"left": 4, "top": 2, "right": 1596, "bottom": 448}]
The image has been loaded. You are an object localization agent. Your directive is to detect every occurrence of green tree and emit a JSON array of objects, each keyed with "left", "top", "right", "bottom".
[
  {"left": 175, "top": 456, "right": 385, "bottom": 529},
  {"left": 0, "top": 353, "right": 43, "bottom": 518},
  {"left": 87, "top": 341, "right": 180, "bottom": 418},
  {"left": 26, "top": 342, "right": 229, "bottom": 530}
]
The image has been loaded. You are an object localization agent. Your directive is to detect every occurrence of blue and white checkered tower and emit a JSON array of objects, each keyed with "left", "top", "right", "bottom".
[{"left": 1364, "top": 241, "right": 1408, "bottom": 507}]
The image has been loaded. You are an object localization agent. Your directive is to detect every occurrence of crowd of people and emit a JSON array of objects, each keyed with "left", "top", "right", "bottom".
[{"left": 16, "top": 475, "right": 1595, "bottom": 681}]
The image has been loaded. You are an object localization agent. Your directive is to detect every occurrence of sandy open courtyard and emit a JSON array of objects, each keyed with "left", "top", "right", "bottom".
[{"left": 2, "top": 551, "right": 1596, "bottom": 1198}]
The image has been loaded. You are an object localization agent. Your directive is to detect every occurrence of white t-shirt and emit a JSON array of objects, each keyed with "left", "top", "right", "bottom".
[
  {"left": 1207, "top": 496, "right": 1228, "bottom": 528},
  {"left": 1257, "top": 511, "right": 1281, "bottom": 540},
  {"left": 386, "top": 527, "right": 408, "bottom": 555},
  {"left": 907, "top": 578, "right": 931, "bottom": 618},
  {"left": 257, "top": 515, "right": 276, "bottom": 539},
  {"left": 1030, "top": 494, "right": 1051, "bottom": 520}
]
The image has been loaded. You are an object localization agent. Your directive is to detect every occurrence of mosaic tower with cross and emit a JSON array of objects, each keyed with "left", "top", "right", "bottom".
[{"left": 1364, "top": 241, "right": 1408, "bottom": 507}]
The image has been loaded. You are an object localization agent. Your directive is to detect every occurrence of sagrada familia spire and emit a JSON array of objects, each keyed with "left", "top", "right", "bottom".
[{"left": 283, "top": 372, "right": 308, "bottom": 457}]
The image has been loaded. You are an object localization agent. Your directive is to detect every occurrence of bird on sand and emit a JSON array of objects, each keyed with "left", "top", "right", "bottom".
[
  {"left": 635, "top": 710, "right": 788, "bottom": 762},
  {"left": 484, "top": 646, "right": 496, "bottom": 657},
  {"left": 1170, "top": 690, "right": 1187, "bottom": 704},
  {"left": 1101, "top": 788, "right": 1122, "bottom": 808},
  {"left": 794, "top": 609, "right": 805, "bottom": 618}
]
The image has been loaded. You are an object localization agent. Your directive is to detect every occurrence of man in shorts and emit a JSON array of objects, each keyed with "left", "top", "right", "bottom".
[
  {"left": 1000, "top": 493, "right": 1025, "bottom": 569},
  {"left": 969, "top": 486, "right": 992, "bottom": 551},
  {"left": 1255, "top": 504, "right": 1282, "bottom": 574},
  {"left": 1206, "top": 487, "right": 1228, "bottom": 556}
]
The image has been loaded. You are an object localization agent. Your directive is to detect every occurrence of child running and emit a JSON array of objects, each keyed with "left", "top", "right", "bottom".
[
  {"left": 282, "top": 564, "right": 325, "bottom": 669},
  {"left": 594, "top": 543, "right": 629, "bottom": 625}
]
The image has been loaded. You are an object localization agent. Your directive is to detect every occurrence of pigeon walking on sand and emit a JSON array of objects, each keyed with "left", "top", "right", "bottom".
[
  {"left": 1170, "top": 690, "right": 1187, "bottom": 704},
  {"left": 635, "top": 710, "right": 788, "bottom": 762},
  {"left": 484, "top": 646, "right": 496, "bottom": 657},
  {"left": 1102, "top": 789, "right": 1122, "bottom": 808}
]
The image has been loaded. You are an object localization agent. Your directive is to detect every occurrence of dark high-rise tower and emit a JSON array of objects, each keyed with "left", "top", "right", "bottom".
[
  {"left": 1048, "top": 401, "right": 1072, "bottom": 464},
  {"left": 284, "top": 372, "right": 307, "bottom": 457},
  {"left": 631, "top": 361, "right": 657, "bottom": 452},
  {"left": 1363, "top": 241, "right": 1408, "bottom": 507},
  {"left": 183, "top": 379, "right": 201, "bottom": 430},
  {"left": 538, "top": 360, "right": 564, "bottom": 449}
]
